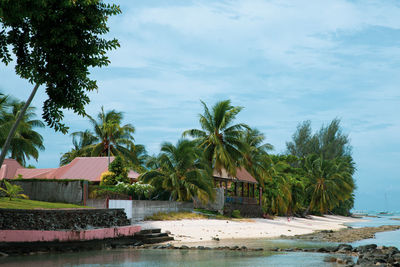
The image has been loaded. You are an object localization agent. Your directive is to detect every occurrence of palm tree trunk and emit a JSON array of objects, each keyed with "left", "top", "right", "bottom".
[
  {"left": 303, "top": 204, "right": 311, "bottom": 217},
  {"left": 0, "top": 83, "right": 40, "bottom": 167}
]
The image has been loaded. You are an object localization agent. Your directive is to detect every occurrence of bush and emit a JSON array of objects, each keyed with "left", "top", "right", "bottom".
[
  {"left": 231, "top": 209, "right": 241, "bottom": 218},
  {"left": 88, "top": 185, "right": 130, "bottom": 199},
  {"left": 115, "top": 181, "right": 154, "bottom": 200},
  {"left": 100, "top": 171, "right": 117, "bottom": 186}
]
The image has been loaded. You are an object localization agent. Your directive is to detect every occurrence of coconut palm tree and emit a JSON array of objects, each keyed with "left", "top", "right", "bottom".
[
  {"left": 59, "top": 130, "right": 97, "bottom": 166},
  {"left": 183, "top": 100, "right": 249, "bottom": 177},
  {"left": 61, "top": 107, "right": 138, "bottom": 165},
  {"left": 304, "top": 154, "right": 354, "bottom": 214},
  {"left": 88, "top": 107, "right": 135, "bottom": 162},
  {"left": 0, "top": 100, "right": 44, "bottom": 166},
  {"left": 127, "top": 143, "right": 149, "bottom": 172},
  {"left": 239, "top": 128, "right": 274, "bottom": 185},
  {"left": 140, "top": 139, "right": 214, "bottom": 202}
]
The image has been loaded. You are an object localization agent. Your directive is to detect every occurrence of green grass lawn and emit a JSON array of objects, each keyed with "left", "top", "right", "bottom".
[{"left": 0, "top": 197, "right": 89, "bottom": 209}]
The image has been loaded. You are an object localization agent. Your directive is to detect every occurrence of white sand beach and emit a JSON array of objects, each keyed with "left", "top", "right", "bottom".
[{"left": 137, "top": 215, "right": 362, "bottom": 243}]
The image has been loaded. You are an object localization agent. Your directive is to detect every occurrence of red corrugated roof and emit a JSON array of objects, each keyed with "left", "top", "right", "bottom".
[
  {"left": 1, "top": 157, "right": 142, "bottom": 182},
  {"left": 1, "top": 157, "right": 115, "bottom": 182},
  {"left": 213, "top": 167, "right": 258, "bottom": 184},
  {"left": 0, "top": 159, "right": 23, "bottom": 179}
]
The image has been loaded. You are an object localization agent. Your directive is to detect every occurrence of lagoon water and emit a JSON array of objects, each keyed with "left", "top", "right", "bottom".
[{"left": 2, "top": 214, "right": 399, "bottom": 267}]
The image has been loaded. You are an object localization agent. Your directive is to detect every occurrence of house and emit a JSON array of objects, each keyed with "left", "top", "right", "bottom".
[
  {"left": 213, "top": 167, "right": 262, "bottom": 206},
  {"left": 0, "top": 157, "right": 139, "bottom": 183}
]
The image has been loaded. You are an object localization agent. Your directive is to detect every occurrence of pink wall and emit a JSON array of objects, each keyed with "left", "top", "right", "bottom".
[{"left": 0, "top": 225, "right": 141, "bottom": 243}]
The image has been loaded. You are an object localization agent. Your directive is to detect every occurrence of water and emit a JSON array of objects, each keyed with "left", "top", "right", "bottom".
[
  {"left": 2, "top": 215, "right": 399, "bottom": 267},
  {"left": 347, "top": 214, "right": 400, "bottom": 248},
  {"left": 0, "top": 249, "right": 344, "bottom": 267}
]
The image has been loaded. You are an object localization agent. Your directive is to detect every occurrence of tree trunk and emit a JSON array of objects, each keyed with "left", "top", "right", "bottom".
[
  {"left": 0, "top": 83, "right": 40, "bottom": 168},
  {"left": 303, "top": 204, "right": 311, "bottom": 218}
]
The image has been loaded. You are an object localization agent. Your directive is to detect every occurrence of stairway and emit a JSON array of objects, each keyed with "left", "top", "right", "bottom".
[{"left": 134, "top": 228, "right": 174, "bottom": 244}]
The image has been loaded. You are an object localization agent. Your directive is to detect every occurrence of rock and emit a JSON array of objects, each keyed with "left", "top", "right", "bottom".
[
  {"left": 324, "top": 256, "right": 337, "bottom": 262},
  {"left": 336, "top": 258, "right": 344, "bottom": 264},
  {"left": 0, "top": 252, "right": 9, "bottom": 257},
  {"left": 212, "top": 237, "right": 220, "bottom": 241},
  {"left": 197, "top": 246, "right": 205, "bottom": 250},
  {"left": 254, "top": 248, "right": 264, "bottom": 251},
  {"left": 180, "top": 245, "right": 189, "bottom": 250},
  {"left": 240, "top": 246, "right": 247, "bottom": 250},
  {"left": 230, "top": 246, "right": 239, "bottom": 250},
  {"left": 133, "top": 241, "right": 143, "bottom": 246},
  {"left": 393, "top": 253, "right": 400, "bottom": 262},
  {"left": 356, "top": 244, "right": 377, "bottom": 253},
  {"left": 317, "top": 247, "right": 329, "bottom": 253},
  {"left": 336, "top": 244, "right": 353, "bottom": 253}
]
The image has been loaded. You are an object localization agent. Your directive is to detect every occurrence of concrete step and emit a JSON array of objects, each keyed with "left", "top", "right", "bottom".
[
  {"left": 134, "top": 233, "right": 168, "bottom": 240},
  {"left": 138, "top": 228, "right": 161, "bottom": 234}
]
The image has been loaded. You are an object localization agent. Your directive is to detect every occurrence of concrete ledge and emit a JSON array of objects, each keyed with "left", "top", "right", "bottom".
[{"left": 0, "top": 225, "right": 141, "bottom": 243}]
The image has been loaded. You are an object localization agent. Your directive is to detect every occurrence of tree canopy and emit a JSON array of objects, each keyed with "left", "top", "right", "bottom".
[
  {"left": 0, "top": 0, "right": 121, "bottom": 132},
  {"left": 0, "top": 95, "right": 44, "bottom": 166},
  {"left": 183, "top": 100, "right": 249, "bottom": 177}
]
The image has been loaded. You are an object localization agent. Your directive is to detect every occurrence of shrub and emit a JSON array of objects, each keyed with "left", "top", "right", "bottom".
[
  {"left": 231, "top": 209, "right": 241, "bottom": 218},
  {"left": 109, "top": 156, "right": 127, "bottom": 176},
  {"left": 88, "top": 185, "right": 130, "bottom": 199},
  {"left": 115, "top": 181, "right": 154, "bottom": 200},
  {"left": 0, "top": 180, "right": 29, "bottom": 200},
  {"left": 100, "top": 171, "right": 117, "bottom": 186}
]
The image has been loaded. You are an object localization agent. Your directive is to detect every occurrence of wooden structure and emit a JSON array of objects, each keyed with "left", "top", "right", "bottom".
[{"left": 213, "top": 168, "right": 262, "bottom": 206}]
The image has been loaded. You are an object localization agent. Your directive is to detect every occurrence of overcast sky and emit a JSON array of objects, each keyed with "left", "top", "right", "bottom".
[{"left": 1, "top": 0, "right": 399, "bottom": 211}]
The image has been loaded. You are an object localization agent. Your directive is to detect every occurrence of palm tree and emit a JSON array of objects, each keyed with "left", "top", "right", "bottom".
[
  {"left": 140, "top": 139, "right": 214, "bottom": 202},
  {"left": 0, "top": 100, "right": 45, "bottom": 166},
  {"left": 183, "top": 100, "right": 248, "bottom": 177},
  {"left": 240, "top": 128, "right": 274, "bottom": 185},
  {"left": 304, "top": 154, "right": 354, "bottom": 214},
  {"left": 127, "top": 143, "right": 149, "bottom": 172},
  {"left": 61, "top": 107, "right": 139, "bottom": 165},
  {"left": 88, "top": 107, "right": 135, "bottom": 162},
  {"left": 59, "top": 130, "right": 97, "bottom": 165}
]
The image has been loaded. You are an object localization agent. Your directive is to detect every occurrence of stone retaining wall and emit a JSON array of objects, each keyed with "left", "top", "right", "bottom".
[{"left": 0, "top": 208, "right": 129, "bottom": 230}]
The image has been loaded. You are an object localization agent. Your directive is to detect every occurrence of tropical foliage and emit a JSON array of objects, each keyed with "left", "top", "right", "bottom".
[
  {"left": 60, "top": 107, "right": 146, "bottom": 170},
  {"left": 140, "top": 139, "right": 215, "bottom": 202},
  {"left": 239, "top": 128, "right": 273, "bottom": 185},
  {"left": 0, "top": 180, "right": 29, "bottom": 200},
  {"left": 0, "top": 95, "right": 44, "bottom": 166},
  {"left": 59, "top": 130, "right": 97, "bottom": 165},
  {"left": 0, "top": 1, "right": 121, "bottom": 169},
  {"left": 183, "top": 100, "right": 249, "bottom": 177}
]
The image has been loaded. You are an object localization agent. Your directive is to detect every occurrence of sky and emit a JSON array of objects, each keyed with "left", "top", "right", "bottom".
[{"left": 1, "top": 0, "right": 399, "bottom": 211}]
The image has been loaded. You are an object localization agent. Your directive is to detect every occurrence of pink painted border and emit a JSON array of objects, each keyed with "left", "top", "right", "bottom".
[{"left": 0, "top": 225, "right": 141, "bottom": 243}]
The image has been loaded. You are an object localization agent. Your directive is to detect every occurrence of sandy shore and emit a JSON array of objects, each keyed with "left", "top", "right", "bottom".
[{"left": 137, "top": 215, "right": 362, "bottom": 243}]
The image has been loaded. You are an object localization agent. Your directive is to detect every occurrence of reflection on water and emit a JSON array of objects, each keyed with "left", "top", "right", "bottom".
[{"left": 1, "top": 249, "right": 339, "bottom": 267}]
